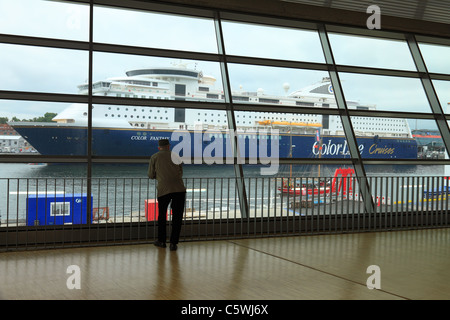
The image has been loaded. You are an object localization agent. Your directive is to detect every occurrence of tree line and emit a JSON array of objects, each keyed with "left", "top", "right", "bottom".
[{"left": 0, "top": 112, "right": 57, "bottom": 124}]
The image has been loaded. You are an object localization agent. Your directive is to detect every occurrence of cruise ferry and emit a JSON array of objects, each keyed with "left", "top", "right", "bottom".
[{"left": 9, "top": 64, "right": 418, "bottom": 160}]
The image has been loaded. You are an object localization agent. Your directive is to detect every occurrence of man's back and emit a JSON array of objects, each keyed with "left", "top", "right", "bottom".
[{"left": 148, "top": 150, "right": 186, "bottom": 197}]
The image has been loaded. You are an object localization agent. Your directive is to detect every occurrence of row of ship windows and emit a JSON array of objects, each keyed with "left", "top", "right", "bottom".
[
  {"left": 198, "top": 113, "right": 317, "bottom": 122},
  {"left": 237, "top": 114, "right": 318, "bottom": 120},
  {"left": 106, "top": 107, "right": 169, "bottom": 113},
  {"left": 114, "top": 94, "right": 170, "bottom": 99},
  {"left": 351, "top": 122, "right": 405, "bottom": 125},
  {"left": 135, "top": 131, "right": 282, "bottom": 139},
  {"left": 353, "top": 128, "right": 405, "bottom": 131},
  {"left": 202, "top": 115, "right": 406, "bottom": 124},
  {"left": 337, "top": 124, "right": 406, "bottom": 128},
  {"left": 201, "top": 134, "right": 282, "bottom": 140},
  {"left": 105, "top": 114, "right": 169, "bottom": 120},
  {"left": 197, "top": 119, "right": 318, "bottom": 124}
]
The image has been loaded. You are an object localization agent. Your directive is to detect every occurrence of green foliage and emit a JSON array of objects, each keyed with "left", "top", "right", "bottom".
[
  {"left": 1, "top": 112, "right": 58, "bottom": 123},
  {"left": 31, "top": 112, "right": 58, "bottom": 122}
]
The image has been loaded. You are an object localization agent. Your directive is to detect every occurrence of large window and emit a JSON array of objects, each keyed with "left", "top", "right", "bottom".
[
  {"left": 0, "top": 2, "right": 448, "bottom": 175},
  {"left": 418, "top": 42, "right": 450, "bottom": 75},
  {"left": 0, "top": 0, "right": 89, "bottom": 41},
  {"left": 92, "top": 53, "right": 224, "bottom": 103},
  {"left": 93, "top": 6, "right": 218, "bottom": 53},
  {"left": 221, "top": 20, "right": 325, "bottom": 63},
  {"left": 328, "top": 33, "right": 416, "bottom": 71},
  {"left": 0, "top": 43, "right": 88, "bottom": 94},
  {"left": 433, "top": 80, "right": 450, "bottom": 114},
  {"left": 0, "top": 100, "right": 88, "bottom": 156},
  {"left": 338, "top": 73, "right": 431, "bottom": 113},
  {"left": 227, "top": 64, "right": 332, "bottom": 107},
  {"left": 1, "top": 0, "right": 450, "bottom": 234}
]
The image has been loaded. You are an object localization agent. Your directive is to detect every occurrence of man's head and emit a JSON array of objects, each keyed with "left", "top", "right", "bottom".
[{"left": 158, "top": 139, "right": 170, "bottom": 150}]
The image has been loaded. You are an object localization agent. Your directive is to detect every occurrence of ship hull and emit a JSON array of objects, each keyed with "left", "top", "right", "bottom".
[{"left": 11, "top": 124, "right": 418, "bottom": 159}]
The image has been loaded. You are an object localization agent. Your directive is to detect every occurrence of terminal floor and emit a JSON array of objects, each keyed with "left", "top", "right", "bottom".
[{"left": 1, "top": 228, "right": 450, "bottom": 300}]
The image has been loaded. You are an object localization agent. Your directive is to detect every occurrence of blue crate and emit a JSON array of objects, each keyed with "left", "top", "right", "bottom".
[{"left": 26, "top": 193, "right": 92, "bottom": 226}]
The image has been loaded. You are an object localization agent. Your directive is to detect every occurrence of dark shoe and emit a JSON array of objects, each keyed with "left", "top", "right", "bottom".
[
  {"left": 169, "top": 243, "right": 178, "bottom": 251},
  {"left": 154, "top": 240, "right": 166, "bottom": 248}
]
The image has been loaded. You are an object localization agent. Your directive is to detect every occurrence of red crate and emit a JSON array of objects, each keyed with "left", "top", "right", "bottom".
[{"left": 144, "top": 199, "right": 172, "bottom": 221}]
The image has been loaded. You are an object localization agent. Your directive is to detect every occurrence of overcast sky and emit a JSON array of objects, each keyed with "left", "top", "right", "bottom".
[{"left": 0, "top": 0, "right": 449, "bottom": 129}]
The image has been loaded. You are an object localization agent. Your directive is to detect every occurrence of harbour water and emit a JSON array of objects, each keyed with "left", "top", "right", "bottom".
[{"left": 0, "top": 162, "right": 445, "bottom": 179}]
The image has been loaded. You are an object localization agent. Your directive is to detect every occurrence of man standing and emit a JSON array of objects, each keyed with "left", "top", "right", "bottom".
[{"left": 148, "top": 139, "right": 186, "bottom": 251}]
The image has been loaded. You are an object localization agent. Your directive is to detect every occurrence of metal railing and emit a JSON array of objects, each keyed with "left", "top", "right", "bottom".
[{"left": 1, "top": 174, "right": 449, "bottom": 251}]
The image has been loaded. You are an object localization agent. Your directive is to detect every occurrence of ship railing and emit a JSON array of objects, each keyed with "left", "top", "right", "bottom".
[{"left": 0, "top": 175, "right": 449, "bottom": 250}]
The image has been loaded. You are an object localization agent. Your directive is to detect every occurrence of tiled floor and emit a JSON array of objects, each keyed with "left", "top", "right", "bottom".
[{"left": 1, "top": 228, "right": 449, "bottom": 300}]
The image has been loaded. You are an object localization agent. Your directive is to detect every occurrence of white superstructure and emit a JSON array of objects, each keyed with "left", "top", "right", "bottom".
[{"left": 52, "top": 65, "right": 412, "bottom": 138}]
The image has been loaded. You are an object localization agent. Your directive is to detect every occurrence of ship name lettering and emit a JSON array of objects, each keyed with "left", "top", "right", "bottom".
[
  {"left": 148, "top": 136, "right": 167, "bottom": 141},
  {"left": 369, "top": 144, "right": 395, "bottom": 155},
  {"left": 131, "top": 135, "right": 148, "bottom": 141},
  {"left": 312, "top": 140, "right": 364, "bottom": 156}
]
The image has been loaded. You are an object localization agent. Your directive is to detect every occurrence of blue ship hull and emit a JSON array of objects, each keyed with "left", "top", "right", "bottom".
[{"left": 13, "top": 125, "right": 418, "bottom": 159}]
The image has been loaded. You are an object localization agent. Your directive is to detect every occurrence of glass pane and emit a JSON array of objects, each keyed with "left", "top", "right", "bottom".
[
  {"left": 237, "top": 112, "right": 343, "bottom": 159},
  {"left": 0, "top": 163, "right": 88, "bottom": 227},
  {"left": 221, "top": 21, "right": 325, "bottom": 63},
  {"left": 364, "top": 168, "right": 448, "bottom": 217},
  {"left": 0, "top": 44, "right": 88, "bottom": 94},
  {"left": 328, "top": 33, "right": 416, "bottom": 71},
  {"left": 339, "top": 73, "right": 431, "bottom": 113},
  {"left": 419, "top": 43, "right": 450, "bottom": 74},
  {"left": 93, "top": 6, "right": 217, "bottom": 53},
  {"left": 228, "top": 110, "right": 351, "bottom": 177},
  {"left": 89, "top": 104, "right": 229, "bottom": 158},
  {"left": 1, "top": 100, "right": 88, "bottom": 156},
  {"left": 0, "top": 0, "right": 89, "bottom": 41},
  {"left": 244, "top": 164, "right": 360, "bottom": 223},
  {"left": 350, "top": 116, "right": 445, "bottom": 160},
  {"left": 432, "top": 80, "right": 450, "bottom": 114},
  {"left": 93, "top": 52, "right": 224, "bottom": 103},
  {"left": 91, "top": 163, "right": 238, "bottom": 223},
  {"left": 227, "top": 64, "right": 333, "bottom": 107},
  {"left": 366, "top": 164, "right": 445, "bottom": 176}
]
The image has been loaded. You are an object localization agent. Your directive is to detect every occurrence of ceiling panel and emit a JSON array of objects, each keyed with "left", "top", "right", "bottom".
[{"left": 282, "top": 0, "right": 450, "bottom": 25}]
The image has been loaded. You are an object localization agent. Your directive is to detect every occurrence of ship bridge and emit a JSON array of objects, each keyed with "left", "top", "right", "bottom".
[{"left": 125, "top": 68, "right": 200, "bottom": 79}]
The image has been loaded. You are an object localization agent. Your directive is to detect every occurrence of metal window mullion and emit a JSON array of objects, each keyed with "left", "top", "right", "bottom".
[
  {"left": 318, "top": 24, "right": 374, "bottom": 215},
  {"left": 0, "top": 33, "right": 89, "bottom": 51},
  {"left": 86, "top": 0, "right": 94, "bottom": 230},
  {"left": 214, "top": 11, "right": 249, "bottom": 219}
]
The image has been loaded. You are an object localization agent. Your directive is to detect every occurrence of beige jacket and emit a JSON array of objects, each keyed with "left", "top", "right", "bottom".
[{"left": 148, "top": 150, "right": 186, "bottom": 197}]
